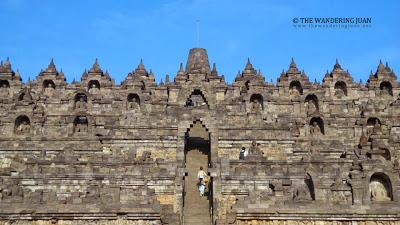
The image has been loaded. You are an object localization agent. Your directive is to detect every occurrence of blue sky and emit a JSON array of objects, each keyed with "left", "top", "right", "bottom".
[{"left": 0, "top": 0, "right": 399, "bottom": 84}]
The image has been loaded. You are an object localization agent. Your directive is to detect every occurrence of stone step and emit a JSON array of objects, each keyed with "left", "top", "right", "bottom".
[{"left": 183, "top": 148, "right": 211, "bottom": 225}]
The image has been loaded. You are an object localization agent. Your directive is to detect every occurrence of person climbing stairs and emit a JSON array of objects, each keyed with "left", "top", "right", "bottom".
[{"left": 183, "top": 148, "right": 211, "bottom": 225}]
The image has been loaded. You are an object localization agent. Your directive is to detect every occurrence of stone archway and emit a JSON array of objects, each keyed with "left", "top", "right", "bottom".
[
  {"left": 183, "top": 120, "right": 212, "bottom": 225},
  {"left": 185, "top": 89, "right": 209, "bottom": 108}
]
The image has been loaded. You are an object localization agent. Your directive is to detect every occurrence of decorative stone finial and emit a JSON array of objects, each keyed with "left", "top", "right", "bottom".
[
  {"left": 165, "top": 74, "right": 170, "bottom": 84},
  {"left": 177, "top": 63, "right": 185, "bottom": 77},
  {"left": 324, "top": 70, "right": 330, "bottom": 78},
  {"left": 104, "top": 70, "right": 111, "bottom": 80},
  {"left": 333, "top": 58, "right": 342, "bottom": 70},
  {"left": 280, "top": 69, "right": 285, "bottom": 76},
  {"left": 0, "top": 57, "right": 12, "bottom": 73},
  {"left": 245, "top": 58, "right": 253, "bottom": 70},
  {"left": 243, "top": 58, "right": 257, "bottom": 76},
  {"left": 286, "top": 57, "right": 301, "bottom": 75},
  {"left": 15, "top": 69, "right": 21, "bottom": 80},
  {"left": 81, "top": 69, "right": 88, "bottom": 78},
  {"left": 290, "top": 57, "right": 297, "bottom": 69},
  {"left": 59, "top": 68, "right": 65, "bottom": 77},
  {"left": 138, "top": 59, "right": 145, "bottom": 69},
  {"left": 45, "top": 58, "right": 57, "bottom": 73},
  {"left": 377, "top": 60, "right": 385, "bottom": 73},
  {"left": 89, "top": 58, "right": 102, "bottom": 73},
  {"left": 236, "top": 70, "right": 241, "bottom": 79},
  {"left": 135, "top": 59, "right": 147, "bottom": 76},
  {"left": 385, "top": 62, "right": 391, "bottom": 72},
  {"left": 211, "top": 63, "right": 218, "bottom": 76}
]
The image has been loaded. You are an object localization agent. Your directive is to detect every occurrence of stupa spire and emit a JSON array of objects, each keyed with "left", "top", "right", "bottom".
[
  {"left": 45, "top": 58, "right": 57, "bottom": 73},
  {"left": 89, "top": 58, "right": 102, "bottom": 73},
  {"left": 245, "top": 58, "right": 253, "bottom": 70},
  {"left": 333, "top": 58, "right": 342, "bottom": 70},
  {"left": 185, "top": 48, "right": 210, "bottom": 74}
]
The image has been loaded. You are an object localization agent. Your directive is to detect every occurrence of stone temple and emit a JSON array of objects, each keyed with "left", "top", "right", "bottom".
[{"left": 0, "top": 48, "right": 399, "bottom": 225}]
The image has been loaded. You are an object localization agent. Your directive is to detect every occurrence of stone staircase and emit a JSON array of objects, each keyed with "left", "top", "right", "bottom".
[{"left": 184, "top": 148, "right": 211, "bottom": 225}]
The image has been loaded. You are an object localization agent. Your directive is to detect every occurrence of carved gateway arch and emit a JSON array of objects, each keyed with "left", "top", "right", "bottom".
[
  {"left": 177, "top": 116, "right": 218, "bottom": 166},
  {"left": 178, "top": 85, "right": 215, "bottom": 109},
  {"left": 176, "top": 115, "right": 219, "bottom": 223}
]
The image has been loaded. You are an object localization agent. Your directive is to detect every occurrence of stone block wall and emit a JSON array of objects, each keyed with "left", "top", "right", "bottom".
[{"left": 0, "top": 49, "right": 399, "bottom": 224}]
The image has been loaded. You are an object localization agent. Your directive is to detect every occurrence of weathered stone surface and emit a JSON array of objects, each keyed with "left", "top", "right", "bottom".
[
  {"left": 0, "top": 49, "right": 399, "bottom": 225},
  {"left": 0, "top": 220, "right": 161, "bottom": 225}
]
